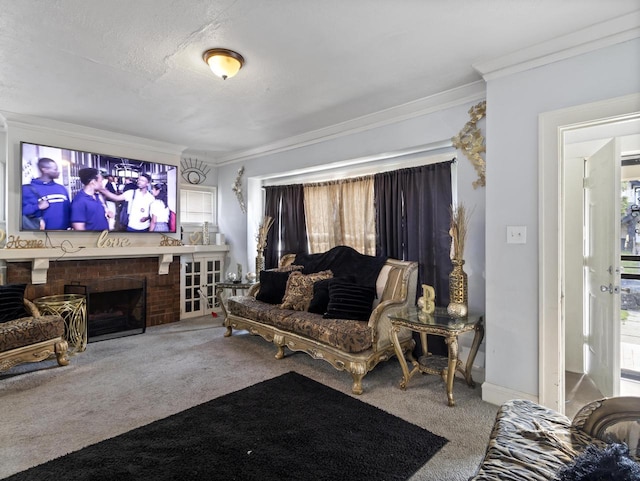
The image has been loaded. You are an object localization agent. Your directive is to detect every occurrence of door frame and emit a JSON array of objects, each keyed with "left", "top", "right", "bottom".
[{"left": 539, "top": 93, "right": 640, "bottom": 412}]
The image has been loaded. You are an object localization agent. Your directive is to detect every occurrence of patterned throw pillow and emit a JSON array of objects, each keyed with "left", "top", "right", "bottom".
[
  {"left": 0, "top": 284, "right": 29, "bottom": 324},
  {"left": 323, "top": 279, "right": 376, "bottom": 321},
  {"left": 268, "top": 265, "right": 304, "bottom": 273},
  {"left": 280, "top": 270, "right": 333, "bottom": 311}
]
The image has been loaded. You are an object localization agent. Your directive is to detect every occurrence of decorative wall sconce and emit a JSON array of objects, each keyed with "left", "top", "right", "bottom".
[
  {"left": 180, "top": 157, "right": 210, "bottom": 185},
  {"left": 203, "top": 48, "right": 245, "bottom": 80},
  {"left": 232, "top": 166, "right": 246, "bottom": 213},
  {"left": 452, "top": 100, "right": 486, "bottom": 189}
]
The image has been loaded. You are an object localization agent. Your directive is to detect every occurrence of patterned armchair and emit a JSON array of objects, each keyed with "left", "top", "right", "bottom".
[
  {"left": 0, "top": 284, "right": 69, "bottom": 372},
  {"left": 470, "top": 397, "right": 640, "bottom": 480}
]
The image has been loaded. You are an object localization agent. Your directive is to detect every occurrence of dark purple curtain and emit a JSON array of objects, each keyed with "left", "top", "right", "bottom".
[
  {"left": 264, "top": 184, "right": 308, "bottom": 269},
  {"left": 374, "top": 161, "right": 454, "bottom": 355},
  {"left": 374, "top": 162, "right": 453, "bottom": 304}
]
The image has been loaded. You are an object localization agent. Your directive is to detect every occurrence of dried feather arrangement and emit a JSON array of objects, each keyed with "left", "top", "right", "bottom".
[
  {"left": 256, "top": 215, "right": 275, "bottom": 252},
  {"left": 449, "top": 204, "right": 473, "bottom": 260}
]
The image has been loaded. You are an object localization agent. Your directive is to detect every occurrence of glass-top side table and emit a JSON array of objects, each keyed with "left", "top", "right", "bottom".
[
  {"left": 33, "top": 294, "right": 87, "bottom": 354},
  {"left": 388, "top": 307, "right": 484, "bottom": 406}
]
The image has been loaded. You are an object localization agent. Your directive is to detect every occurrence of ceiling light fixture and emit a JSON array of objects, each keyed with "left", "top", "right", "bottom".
[{"left": 203, "top": 48, "right": 245, "bottom": 80}]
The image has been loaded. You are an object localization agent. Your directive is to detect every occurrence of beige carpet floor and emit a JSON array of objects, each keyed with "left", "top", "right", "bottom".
[{"left": 0, "top": 316, "right": 499, "bottom": 481}]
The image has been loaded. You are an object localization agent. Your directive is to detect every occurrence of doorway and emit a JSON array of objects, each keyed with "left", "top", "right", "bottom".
[
  {"left": 563, "top": 139, "right": 640, "bottom": 417},
  {"left": 539, "top": 93, "right": 640, "bottom": 414},
  {"left": 619, "top": 162, "right": 640, "bottom": 387}
]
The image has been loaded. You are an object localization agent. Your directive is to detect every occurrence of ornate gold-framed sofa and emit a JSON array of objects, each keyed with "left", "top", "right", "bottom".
[
  {"left": 0, "top": 293, "right": 69, "bottom": 372},
  {"left": 470, "top": 396, "right": 640, "bottom": 480},
  {"left": 225, "top": 251, "right": 418, "bottom": 394}
]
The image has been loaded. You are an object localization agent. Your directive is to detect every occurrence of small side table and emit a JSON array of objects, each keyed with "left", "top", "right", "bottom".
[
  {"left": 388, "top": 307, "right": 484, "bottom": 407},
  {"left": 215, "top": 282, "right": 254, "bottom": 319},
  {"left": 34, "top": 294, "right": 87, "bottom": 354}
]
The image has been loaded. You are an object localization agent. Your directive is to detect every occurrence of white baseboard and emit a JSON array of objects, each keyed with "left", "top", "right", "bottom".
[{"left": 481, "top": 381, "right": 538, "bottom": 407}]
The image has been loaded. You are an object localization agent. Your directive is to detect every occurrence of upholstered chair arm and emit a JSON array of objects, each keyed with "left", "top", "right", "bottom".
[
  {"left": 368, "top": 262, "right": 418, "bottom": 350},
  {"left": 572, "top": 396, "right": 640, "bottom": 459},
  {"left": 247, "top": 283, "right": 260, "bottom": 297},
  {"left": 24, "top": 298, "right": 41, "bottom": 317}
]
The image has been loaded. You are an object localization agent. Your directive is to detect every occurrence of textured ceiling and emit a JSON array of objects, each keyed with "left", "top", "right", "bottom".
[{"left": 0, "top": 1, "right": 638, "bottom": 162}]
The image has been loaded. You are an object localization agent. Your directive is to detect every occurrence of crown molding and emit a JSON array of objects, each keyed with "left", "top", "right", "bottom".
[
  {"left": 0, "top": 111, "right": 186, "bottom": 156},
  {"left": 474, "top": 11, "right": 640, "bottom": 81},
  {"left": 214, "top": 81, "right": 486, "bottom": 166}
]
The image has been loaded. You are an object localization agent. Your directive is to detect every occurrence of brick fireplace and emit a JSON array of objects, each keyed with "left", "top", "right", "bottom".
[{"left": 6, "top": 257, "right": 181, "bottom": 327}]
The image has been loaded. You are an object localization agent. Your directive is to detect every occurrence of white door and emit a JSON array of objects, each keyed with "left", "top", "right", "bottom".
[{"left": 584, "top": 139, "right": 621, "bottom": 397}]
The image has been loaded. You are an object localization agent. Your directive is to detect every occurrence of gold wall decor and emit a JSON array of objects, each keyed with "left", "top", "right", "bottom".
[
  {"left": 232, "top": 166, "right": 246, "bottom": 213},
  {"left": 5, "top": 235, "right": 45, "bottom": 249},
  {"left": 452, "top": 100, "right": 486, "bottom": 189},
  {"left": 0, "top": 229, "right": 5, "bottom": 248},
  {"left": 96, "top": 230, "right": 132, "bottom": 248},
  {"left": 160, "top": 235, "right": 183, "bottom": 246}
]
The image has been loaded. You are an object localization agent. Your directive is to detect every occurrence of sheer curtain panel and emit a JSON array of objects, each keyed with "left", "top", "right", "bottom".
[{"left": 304, "top": 176, "right": 375, "bottom": 255}]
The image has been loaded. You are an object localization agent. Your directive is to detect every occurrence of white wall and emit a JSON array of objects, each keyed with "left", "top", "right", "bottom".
[
  {"left": 217, "top": 98, "right": 488, "bottom": 367},
  {"left": 484, "top": 38, "right": 640, "bottom": 403}
]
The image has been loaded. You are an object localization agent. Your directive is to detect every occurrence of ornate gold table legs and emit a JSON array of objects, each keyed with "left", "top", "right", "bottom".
[
  {"left": 390, "top": 325, "right": 420, "bottom": 389},
  {"left": 389, "top": 314, "right": 485, "bottom": 407}
]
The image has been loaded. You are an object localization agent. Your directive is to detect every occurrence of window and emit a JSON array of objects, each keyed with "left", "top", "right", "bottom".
[{"left": 180, "top": 187, "right": 217, "bottom": 226}]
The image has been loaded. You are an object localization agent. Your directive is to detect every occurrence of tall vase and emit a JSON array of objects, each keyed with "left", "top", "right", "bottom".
[
  {"left": 448, "top": 259, "right": 468, "bottom": 317},
  {"left": 202, "top": 222, "right": 210, "bottom": 245},
  {"left": 255, "top": 252, "right": 265, "bottom": 274}
]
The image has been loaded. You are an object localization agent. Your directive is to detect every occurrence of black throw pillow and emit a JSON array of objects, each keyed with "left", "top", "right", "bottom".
[
  {"left": 308, "top": 278, "right": 333, "bottom": 314},
  {"left": 309, "top": 276, "right": 359, "bottom": 314},
  {"left": 323, "top": 279, "right": 376, "bottom": 321},
  {"left": 255, "top": 270, "right": 292, "bottom": 304},
  {"left": 0, "top": 284, "right": 29, "bottom": 324}
]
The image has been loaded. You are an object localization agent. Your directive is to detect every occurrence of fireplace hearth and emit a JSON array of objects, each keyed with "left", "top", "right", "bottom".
[{"left": 65, "top": 277, "right": 146, "bottom": 342}]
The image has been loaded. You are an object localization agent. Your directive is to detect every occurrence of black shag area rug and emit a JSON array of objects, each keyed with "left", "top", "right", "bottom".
[{"left": 5, "top": 372, "right": 447, "bottom": 481}]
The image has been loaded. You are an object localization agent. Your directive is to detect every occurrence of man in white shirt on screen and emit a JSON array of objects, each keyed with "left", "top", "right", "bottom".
[{"left": 99, "top": 173, "right": 154, "bottom": 231}]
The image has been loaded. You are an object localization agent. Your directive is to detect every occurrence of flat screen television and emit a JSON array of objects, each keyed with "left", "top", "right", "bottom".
[{"left": 20, "top": 141, "right": 178, "bottom": 233}]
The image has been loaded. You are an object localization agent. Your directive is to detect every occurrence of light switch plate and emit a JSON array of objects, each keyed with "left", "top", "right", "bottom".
[{"left": 507, "top": 226, "right": 527, "bottom": 244}]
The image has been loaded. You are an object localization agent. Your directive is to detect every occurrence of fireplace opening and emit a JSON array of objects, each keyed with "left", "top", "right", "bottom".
[{"left": 65, "top": 277, "right": 146, "bottom": 342}]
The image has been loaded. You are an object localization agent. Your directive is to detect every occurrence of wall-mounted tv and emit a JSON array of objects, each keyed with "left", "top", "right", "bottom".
[{"left": 20, "top": 142, "right": 178, "bottom": 233}]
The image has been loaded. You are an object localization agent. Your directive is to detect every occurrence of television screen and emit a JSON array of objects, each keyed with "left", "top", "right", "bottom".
[{"left": 20, "top": 142, "right": 178, "bottom": 233}]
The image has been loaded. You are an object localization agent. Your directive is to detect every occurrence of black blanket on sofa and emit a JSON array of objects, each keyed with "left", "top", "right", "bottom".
[{"left": 293, "top": 246, "right": 387, "bottom": 288}]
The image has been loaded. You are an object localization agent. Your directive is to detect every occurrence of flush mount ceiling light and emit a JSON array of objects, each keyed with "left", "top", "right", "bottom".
[{"left": 203, "top": 48, "right": 245, "bottom": 80}]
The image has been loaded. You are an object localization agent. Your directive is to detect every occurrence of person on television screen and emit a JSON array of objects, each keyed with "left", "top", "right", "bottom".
[
  {"left": 122, "top": 177, "right": 136, "bottom": 193},
  {"left": 99, "top": 173, "right": 154, "bottom": 232},
  {"left": 21, "top": 157, "right": 71, "bottom": 230},
  {"left": 70, "top": 168, "right": 110, "bottom": 231},
  {"left": 104, "top": 175, "right": 118, "bottom": 195},
  {"left": 102, "top": 175, "right": 118, "bottom": 230},
  {"left": 149, "top": 183, "right": 170, "bottom": 232}
]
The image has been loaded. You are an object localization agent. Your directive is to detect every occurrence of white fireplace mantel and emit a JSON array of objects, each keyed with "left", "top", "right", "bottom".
[{"left": 0, "top": 244, "right": 229, "bottom": 284}]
